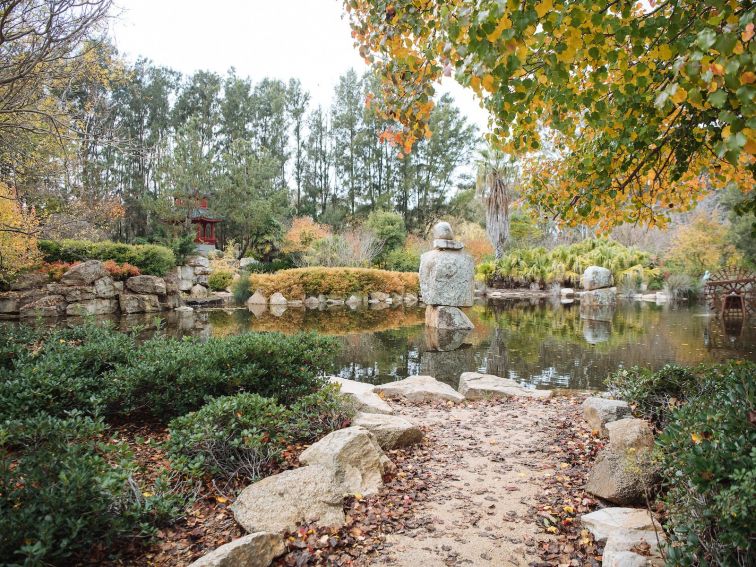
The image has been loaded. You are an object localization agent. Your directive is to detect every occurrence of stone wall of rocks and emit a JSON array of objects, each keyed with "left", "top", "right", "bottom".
[
  {"left": 0, "top": 260, "right": 183, "bottom": 318},
  {"left": 246, "top": 290, "right": 419, "bottom": 311}
]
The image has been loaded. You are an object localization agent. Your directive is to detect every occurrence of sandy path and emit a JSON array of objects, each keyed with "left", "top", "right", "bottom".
[{"left": 371, "top": 397, "right": 567, "bottom": 567}]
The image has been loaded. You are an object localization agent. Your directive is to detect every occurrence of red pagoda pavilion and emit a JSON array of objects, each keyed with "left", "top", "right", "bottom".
[{"left": 174, "top": 195, "right": 222, "bottom": 246}]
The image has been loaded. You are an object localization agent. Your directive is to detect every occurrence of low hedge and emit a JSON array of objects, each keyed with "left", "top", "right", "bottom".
[
  {"left": 0, "top": 414, "right": 183, "bottom": 565},
  {"left": 606, "top": 362, "right": 755, "bottom": 566},
  {"left": 165, "top": 385, "right": 354, "bottom": 481},
  {"left": 0, "top": 323, "right": 338, "bottom": 422},
  {"left": 38, "top": 239, "right": 176, "bottom": 276},
  {"left": 249, "top": 267, "right": 420, "bottom": 299}
]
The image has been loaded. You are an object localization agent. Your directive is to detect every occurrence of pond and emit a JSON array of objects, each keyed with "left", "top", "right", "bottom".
[{"left": 62, "top": 298, "right": 755, "bottom": 392}]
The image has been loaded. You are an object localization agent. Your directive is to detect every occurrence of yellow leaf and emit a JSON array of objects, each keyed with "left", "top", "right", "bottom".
[
  {"left": 741, "top": 71, "right": 756, "bottom": 85},
  {"left": 671, "top": 87, "right": 687, "bottom": 105},
  {"left": 354, "top": 492, "right": 364, "bottom": 500},
  {"left": 744, "top": 138, "right": 756, "bottom": 155},
  {"left": 691, "top": 432, "right": 703, "bottom": 444},
  {"left": 535, "top": 0, "right": 552, "bottom": 18},
  {"left": 487, "top": 16, "right": 512, "bottom": 42},
  {"left": 482, "top": 74, "right": 495, "bottom": 93},
  {"left": 215, "top": 495, "right": 229, "bottom": 504},
  {"left": 658, "top": 45, "right": 672, "bottom": 59},
  {"left": 546, "top": 526, "right": 558, "bottom": 534}
]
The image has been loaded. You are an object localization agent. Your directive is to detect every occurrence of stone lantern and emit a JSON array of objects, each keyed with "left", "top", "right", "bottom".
[{"left": 419, "top": 222, "right": 475, "bottom": 331}]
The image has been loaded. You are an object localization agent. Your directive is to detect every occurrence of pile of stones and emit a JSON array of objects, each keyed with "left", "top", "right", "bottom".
[
  {"left": 580, "top": 397, "right": 664, "bottom": 566},
  {"left": 419, "top": 222, "right": 475, "bottom": 332}
]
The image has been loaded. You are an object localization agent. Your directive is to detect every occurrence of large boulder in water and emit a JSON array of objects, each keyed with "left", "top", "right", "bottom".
[
  {"left": 581, "top": 266, "right": 613, "bottom": 290},
  {"left": 419, "top": 249, "right": 474, "bottom": 307}
]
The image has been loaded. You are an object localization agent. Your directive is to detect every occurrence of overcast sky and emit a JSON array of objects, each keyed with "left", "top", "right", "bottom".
[{"left": 110, "top": 0, "right": 489, "bottom": 132}]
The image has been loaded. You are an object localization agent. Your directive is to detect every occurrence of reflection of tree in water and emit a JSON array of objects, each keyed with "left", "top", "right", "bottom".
[
  {"left": 333, "top": 326, "right": 425, "bottom": 385},
  {"left": 475, "top": 301, "right": 738, "bottom": 390}
]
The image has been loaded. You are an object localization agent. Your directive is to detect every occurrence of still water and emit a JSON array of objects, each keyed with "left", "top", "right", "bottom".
[{"left": 104, "top": 299, "right": 755, "bottom": 391}]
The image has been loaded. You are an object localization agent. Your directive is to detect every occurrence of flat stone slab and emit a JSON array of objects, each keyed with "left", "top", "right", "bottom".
[
  {"left": 231, "top": 464, "right": 345, "bottom": 533},
  {"left": 328, "top": 377, "right": 394, "bottom": 415},
  {"left": 581, "top": 507, "right": 660, "bottom": 543},
  {"left": 603, "top": 530, "right": 664, "bottom": 566},
  {"left": 188, "top": 532, "right": 284, "bottom": 567},
  {"left": 433, "top": 239, "right": 464, "bottom": 250},
  {"left": 352, "top": 412, "right": 423, "bottom": 449},
  {"left": 458, "top": 372, "right": 553, "bottom": 400},
  {"left": 374, "top": 375, "right": 465, "bottom": 403}
]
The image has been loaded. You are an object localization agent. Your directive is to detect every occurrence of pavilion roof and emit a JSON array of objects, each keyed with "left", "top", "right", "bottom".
[{"left": 188, "top": 207, "right": 222, "bottom": 222}]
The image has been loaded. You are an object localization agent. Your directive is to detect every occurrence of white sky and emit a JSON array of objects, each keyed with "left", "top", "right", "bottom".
[{"left": 110, "top": 0, "right": 490, "bottom": 132}]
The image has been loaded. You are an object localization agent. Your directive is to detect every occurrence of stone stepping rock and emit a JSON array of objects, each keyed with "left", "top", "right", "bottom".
[
  {"left": 581, "top": 507, "right": 660, "bottom": 543},
  {"left": 374, "top": 375, "right": 465, "bottom": 403},
  {"left": 328, "top": 376, "right": 394, "bottom": 415},
  {"left": 458, "top": 372, "right": 553, "bottom": 400},
  {"left": 352, "top": 412, "right": 423, "bottom": 449}
]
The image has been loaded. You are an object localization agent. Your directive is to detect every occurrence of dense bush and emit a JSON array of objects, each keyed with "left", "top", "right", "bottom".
[
  {"left": 365, "top": 210, "right": 407, "bottom": 259},
  {"left": 606, "top": 364, "right": 699, "bottom": 430},
  {"left": 166, "top": 385, "right": 354, "bottom": 481},
  {"left": 113, "top": 331, "right": 337, "bottom": 419},
  {"left": 232, "top": 269, "right": 253, "bottom": 302},
  {"left": 0, "top": 324, "right": 337, "bottom": 422},
  {"left": 478, "top": 238, "right": 656, "bottom": 289},
  {"left": 208, "top": 270, "right": 233, "bottom": 291},
  {"left": 244, "top": 258, "right": 295, "bottom": 273},
  {"left": 250, "top": 267, "right": 419, "bottom": 299},
  {"left": 0, "top": 323, "right": 135, "bottom": 420},
  {"left": 0, "top": 414, "right": 181, "bottom": 565},
  {"left": 103, "top": 259, "right": 141, "bottom": 280},
  {"left": 38, "top": 239, "right": 176, "bottom": 276},
  {"left": 656, "top": 362, "right": 755, "bottom": 566},
  {"left": 383, "top": 247, "right": 421, "bottom": 272},
  {"left": 166, "top": 393, "right": 292, "bottom": 481}
]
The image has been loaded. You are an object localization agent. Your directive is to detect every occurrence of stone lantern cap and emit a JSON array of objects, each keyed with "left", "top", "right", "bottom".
[{"left": 432, "top": 221, "right": 464, "bottom": 250}]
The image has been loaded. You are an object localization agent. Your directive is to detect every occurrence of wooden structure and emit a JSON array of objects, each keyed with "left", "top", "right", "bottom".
[
  {"left": 174, "top": 196, "right": 222, "bottom": 246},
  {"left": 703, "top": 267, "right": 755, "bottom": 319}
]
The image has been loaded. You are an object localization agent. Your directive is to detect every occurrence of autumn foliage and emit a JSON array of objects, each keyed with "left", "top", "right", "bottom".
[
  {"left": 345, "top": 0, "right": 755, "bottom": 228},
  {"left": 0, "top": 182, "right": 41, "bottom": 283},
  {"left": 282, "top": 217, "right": 332, "bottom": 255},
  {"left": 250, "top": 267, "right": 420, "bottom": 299}
]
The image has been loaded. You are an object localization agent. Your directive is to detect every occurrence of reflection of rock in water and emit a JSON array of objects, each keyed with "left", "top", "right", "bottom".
[
  {"left": 421, "top": 344, "right": 476, "bottom": 386},
  {"left": 248, "top": 303, "right": 266, "bottom": 318},
  {"left": 424, "top": 326, "right": 471, "bottom": 351},
  {"left": 582, "top": 318, "right": 612, "bottom": 344},
  {"left": 580, "top": 303, "right": 614, "bottom": 322},
  {"left": 270, "top": 305, "right": 287, "bottom": 317}
]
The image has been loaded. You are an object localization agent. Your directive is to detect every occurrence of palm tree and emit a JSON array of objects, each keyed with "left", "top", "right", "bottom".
[{"left": 476, "top": 148, "right": 519, "bottom": 260}]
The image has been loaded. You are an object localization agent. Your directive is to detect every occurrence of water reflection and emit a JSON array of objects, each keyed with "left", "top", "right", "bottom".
[{"left": 11, "top": 299, "right": 755, "bottom": 391}]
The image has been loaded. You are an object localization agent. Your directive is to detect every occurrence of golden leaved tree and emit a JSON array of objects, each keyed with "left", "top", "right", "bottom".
[
  {"left": 0, "top": 182, "right": 40, "bottom": 282},
  {"left": 345, "top": 0, "right": 755, "bottom": 229}
]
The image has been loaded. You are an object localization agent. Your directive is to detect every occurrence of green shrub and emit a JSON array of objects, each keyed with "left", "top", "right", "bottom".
[
  {"left": 38, "top": 239, "right": 176, "bottom": 276},
  {"left": 663, "top": 273, "right": 701, "bottom": 302},
  {"left": 245, "top": 258, "right": 295, "bottom": 273},
  {"left": 365, "top": 210, "right": 407, "bottom": 258},
  {"left": 169, "top": 233, "right": 197, "bottom": 265},
  {"left": 0, "top": 323, "right": 135, "bottom": 420},
  {"left": 166, "top": 393, "right": 292, "bottom": 480},
  {"left": 208, "top": 270, "right": 234, "bottom": 291},
  {"left": 657, "top": 361, "right": 755, "bottom": 566},
  {"left": 288, "top": 383, "right": 356, "bottom": 443},
  {"left": 114, "top": 331, "right": 337, "bottom": 420},
  {"left": 166, "top": 385, "right": 354, "bottom": 481},
  {"left": 0, "top": 414, "right": 181, "bottom": 565},
  {"left": 0, "top": 324, "right": 337, "bottom": 423},
  {"left": 232, "top": 269, "right": 253, "bottom": 303},
  {"left": 383, "top": 247, "right": 421, "bottom": 272},
  {"left": 605, "top": 364, "right": 699, "bottom": 430}
]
